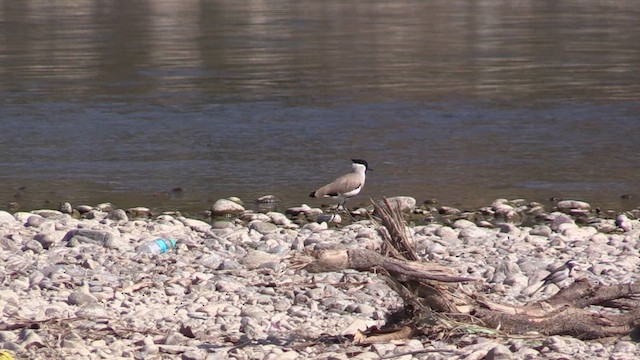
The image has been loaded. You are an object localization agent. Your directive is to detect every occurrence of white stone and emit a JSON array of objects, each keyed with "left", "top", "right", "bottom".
[
  {"left": 557, "top": 200, "right": 591, "bottom": 211},
  {"left": 0, "top": 211, "right": 15, "bottom": 224},
  {"left": 452, "top": 219, "right": 476, "bottom": 229},
  {"left": 382, "top": 196, "right": 417, "bottom": 212},
  {"left": 212, "top": 199, "right": 245, "bottom": 215},
  {"left": 180, "top": 218, "right": 212, "bottom": 232},
  {"left": 266, "top": 212, "right": 291, "bottom": 226}
]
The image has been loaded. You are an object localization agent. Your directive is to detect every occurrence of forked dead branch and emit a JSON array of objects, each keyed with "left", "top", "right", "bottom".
[{"left": 290, "top": 198, "right": 640, "bottom": 342}]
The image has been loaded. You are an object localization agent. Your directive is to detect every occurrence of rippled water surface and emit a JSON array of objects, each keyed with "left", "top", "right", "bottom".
[{"left": 1, "top": 0, "right": 640, "bottom": 212}]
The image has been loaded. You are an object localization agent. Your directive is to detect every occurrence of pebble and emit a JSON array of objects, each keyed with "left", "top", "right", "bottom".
[{"left": 0, "top": 198, "right": 637, "bottom": 360}]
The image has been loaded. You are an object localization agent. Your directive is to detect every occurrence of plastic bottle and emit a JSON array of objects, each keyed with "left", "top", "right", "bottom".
[{"left": 137, "top": 238, "right": 177, "bottom": 255}]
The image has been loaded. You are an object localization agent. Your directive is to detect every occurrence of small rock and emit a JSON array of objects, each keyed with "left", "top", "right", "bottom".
[
  {"left": 96, "top": 203, "right": 115, "bottom": 212},
  {"left": 530, "top": 225, "right": 552, "bottom": 236},
  {"left": 58, "top": 202, "right": 73, "bottom": 214},
  {"left": 286, "top": 204, "right": 323, "bottom": 216},
  {"left": 76, "top": 304, "right": 109, "bottom": 319},
  {"left": 249, "top": 221, "right": 279, "bottom": 234},
  {"left": 240, "top": 211, "right": 271, "bottom": 222},
  {"left": 439, "top": 206, "right": 461, "bottom": 215},
  {"left": 76, "top": 205, "right": 93, "bottom": 213},
  {"left": 215, "top": 280, "right": 244, "bottom": 292},
  {"left": 551, "top": 214, "right": 575, "bottom": 231},
  {"left": 19, "top": 329, "right": 45, "bottom": 349},
  {"left": 108, "top": 209, "right": 129, "bottom": 222},
  {"left": 68, "top": 291, "right": 98, "bottom": 306},
  {"left": 435, "top": 226, "right": 457, "bottom": 239},
  {"left": 266, "top": 212, "right": 291, "bottom": 226},
  {"left": 256, "top": 195, "right": 278, "bottom": 203},
  {"left": 556, "top": 200, "right": 591, "bottom": 212},
  {"left": 355, "top": 304, "right": 376, "bottom": 316},
  {"left": 200, "top": 254, "right": 223, "bottom": 269},
  {"left": 162, "top": 332, "right": 189, "bottom": 346},
  {"left": 62, "top": 229, "right": 115, "bottom": 246},
  {"left": 31, "top": 209, "right": 63, "bottom": 218},
  {"left": 23, "top": 239, "right": 44, "bottom": 253},
  {"left": 0, "top": 211, "right": 15, "bottom": 224},
  {"left": 301, "top": 222, "right": 328, "bottom": 231},
  {"left": 242, "top": 250, "right": 282, "bottom": 270},
  {"left": 183, "top": 349, "right": 208, "bottom": 360},
  {"left": 82, "top": 258, "right": 99, "bottom": 270},
  {"left": 126, "top": 207, "right": 150, "bottom": 218},
  {"left": 165, "top": 284, "right": 186, "bottom": 296},
  {"left": 453, "top": 219, "right": 476, "bottom": 229},
  {"left": 211, "top": 199, "right": 245, "bottom": 216},
  {"left": 376, "top": 196, "right": 416, "bottom": 213},
  {"left": 220, "top": 259, "right": 242, "bottom": 270},
  {"left": 212, "top": 220, "right": 235, "bottom": 229},
  {"left": 616, "top": 214, "right": 633, "bottom": 232},
  {"left": 26, "top": 215, "right": 47, "bottom": 227},
  {"left": 181, "top": 218, "right": 212, "bottom": 232},
  {"left": 486, "top": 344, "right": 514, "bottom": 360},
  {"left": 459, "top": 227, "right": 490, "bottom": 240},
  {"left": 240, "top": 306, "right": 268, "bottom": 320},
  {"left": 34, "top": 233, "right": 57, "bottom": 249},
  {"left": 316, "top": 214, "right": 342, "bottom": 223}
]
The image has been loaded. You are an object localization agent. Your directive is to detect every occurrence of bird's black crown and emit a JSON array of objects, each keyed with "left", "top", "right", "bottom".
[{"left": 351, "top": 159, "right": 369, "bottom": 170}]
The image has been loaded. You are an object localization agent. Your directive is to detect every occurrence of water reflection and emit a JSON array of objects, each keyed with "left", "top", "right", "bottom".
[{"left": 3, "top": 0, "right": 638, "bottom": 102}]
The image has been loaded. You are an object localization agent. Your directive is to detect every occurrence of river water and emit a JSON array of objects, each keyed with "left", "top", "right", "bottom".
[{"left": 1, "top": 0, "right": 640, "bottom": 213}]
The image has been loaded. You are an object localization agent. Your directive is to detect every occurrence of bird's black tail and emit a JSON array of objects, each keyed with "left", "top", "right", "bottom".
[{"left": 309, "top": 191, "right": 316, "bottom": 198}]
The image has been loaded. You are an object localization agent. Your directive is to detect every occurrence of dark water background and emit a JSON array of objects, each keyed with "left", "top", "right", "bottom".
[{"left": 1, "top": 0, "right": 640, "bottom": 213}]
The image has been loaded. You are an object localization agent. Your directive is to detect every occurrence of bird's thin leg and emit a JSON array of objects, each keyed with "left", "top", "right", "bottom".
[{"left": 342, "top": 199, "right": 355, "bottom": 221}]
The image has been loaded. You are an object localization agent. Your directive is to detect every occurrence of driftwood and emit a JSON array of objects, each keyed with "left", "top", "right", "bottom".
[{"left": 290, "top": 198, "right": 640, "bottom": 341}]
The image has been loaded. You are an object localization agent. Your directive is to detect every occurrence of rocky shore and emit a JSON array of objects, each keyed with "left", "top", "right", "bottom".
[{"left": 1, "top": 196, "right": 639, "bottom": 360}]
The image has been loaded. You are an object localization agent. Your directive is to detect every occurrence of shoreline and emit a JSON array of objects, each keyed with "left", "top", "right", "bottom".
[{"left": 1, "top": 196, "right": 639, "bottom": 359}]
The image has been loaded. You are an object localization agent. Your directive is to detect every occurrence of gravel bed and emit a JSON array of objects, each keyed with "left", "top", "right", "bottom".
[{"left": 1, "top": 197, "right": 639, "bottom": 359}]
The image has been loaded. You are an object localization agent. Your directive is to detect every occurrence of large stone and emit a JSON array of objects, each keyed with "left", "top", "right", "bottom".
[
  {"left": 0, "top": 211, "right": 15, "bottom": 224},
  {"left": 373, "top": 197, "right": 417, "bottom": 216},
  {"left": 384, "top": 196, "right": 417, "bottom": 212},
  {"left": 211, "top": 199, "right": 245, "bottom": 216}
]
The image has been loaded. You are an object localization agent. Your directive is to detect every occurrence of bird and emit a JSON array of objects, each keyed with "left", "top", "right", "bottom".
[
  {"left": 531, "top": 260, "right": 578, "bottom": 295},
  {"left": 309, "top": 159, "right": 371, "bottom": 218}
]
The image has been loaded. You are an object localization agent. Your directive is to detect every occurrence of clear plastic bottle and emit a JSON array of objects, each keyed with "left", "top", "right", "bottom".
[{"left": 137, "top": 238, "right": 177, "bottom": 255}]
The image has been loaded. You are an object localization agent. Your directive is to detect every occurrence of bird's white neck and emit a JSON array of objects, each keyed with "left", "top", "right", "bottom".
[{"left": 352, "top": 163, "right": 367, "bottom": 175}]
